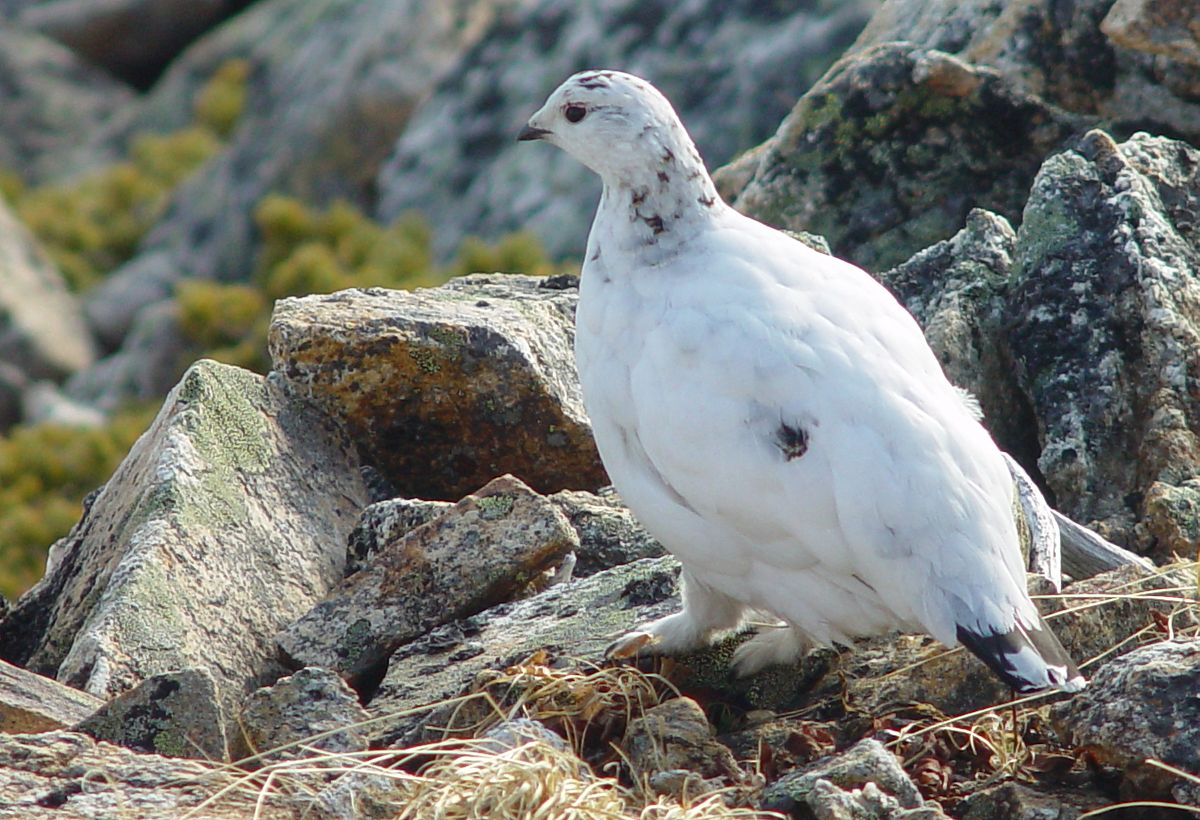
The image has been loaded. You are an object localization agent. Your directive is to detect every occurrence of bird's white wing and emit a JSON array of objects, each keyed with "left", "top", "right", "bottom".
[{"left": 620, "top": 216, "right": 1035, "bottom": 645}]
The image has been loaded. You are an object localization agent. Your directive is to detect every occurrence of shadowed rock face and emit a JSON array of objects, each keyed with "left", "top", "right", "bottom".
[
  {"left": 1007, "top": 131, "right": 1200, "bottom": 556},
  {"left": 268, "top": 274, "right": 608, "bottom": 500}
]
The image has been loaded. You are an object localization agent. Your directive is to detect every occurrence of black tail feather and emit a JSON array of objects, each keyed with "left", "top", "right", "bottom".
[{"left": 956, "top": 615, "right": 1085, "bottom": 693}]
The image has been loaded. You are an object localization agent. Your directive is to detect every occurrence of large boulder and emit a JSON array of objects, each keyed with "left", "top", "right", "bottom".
[
  {"left": 0, "top": 197, "right": 95, "bottom": 385},
  {"left": 268, "top": 274, "right": 606, "bottom": 500},
  {"left": 1006, "top": 131, "right": 1200, "bottom": 556},
  {"left": 375, "top": 0, "right": 881, "bottom": 259},
  {"left": 0, "top": 360, "right": 368, "bottom": 708},
  {"left": 719, "top": 44, "right": 1086, "bottom": 271}
]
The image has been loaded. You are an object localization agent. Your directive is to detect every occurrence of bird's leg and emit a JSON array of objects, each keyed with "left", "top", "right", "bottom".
[
  {"left": 606, "top": 570, "right": 745, "bottom": 660},
  {"left": 730, "top": 624, "right": 813, "bottom": 677}
]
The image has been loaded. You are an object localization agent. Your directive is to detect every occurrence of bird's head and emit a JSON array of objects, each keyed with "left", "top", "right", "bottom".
[{"left": 518, "top": 70, "right": 701, "bottom": 185}]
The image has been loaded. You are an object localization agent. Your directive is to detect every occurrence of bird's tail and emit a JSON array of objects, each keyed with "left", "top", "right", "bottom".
[{"left": 956, "top": 615, "right": 1086, "bottom": 693}]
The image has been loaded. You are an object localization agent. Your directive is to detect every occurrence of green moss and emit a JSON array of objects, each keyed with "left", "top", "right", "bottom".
[
  {"left": 476, "top": 493, "right": 515, "bottom": 520},
  {"left": 0, "top": 403, "right": 157, "bottom": 599},
  {"left": 193, "top": 59, "right": 251, "bottom": 138}
]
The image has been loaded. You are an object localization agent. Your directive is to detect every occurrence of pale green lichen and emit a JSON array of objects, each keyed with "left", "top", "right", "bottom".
[{"left": 476, "top": 493, "right": 515, "bottom": 521}]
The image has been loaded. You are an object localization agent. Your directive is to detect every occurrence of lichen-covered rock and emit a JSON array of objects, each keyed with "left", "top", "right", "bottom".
[
  {"left": 276, "top": 474, "right": 577, "bottom": 683},
  {"left": 1052, "top": 639, "right": 1200, "bottom": 804},
  {"left": 849, "top": 0, "right": 1200, "bottom": 145},
  {"left": 375, "top": 0, "right": 880, "bottom": 259},
  {"left": 722, "top": 45, "right": 1086, "bottom": 271},
  {"left": 74, "top": 668, "right": 227, "bottom": 761},
  {"left": 760, "top": 738, "right": 927, "bottom": 816},
  {"left": 0, "top": 28, "right": 133, "bottom": 184},
  {"left": 269, "top": 275, "right": 607, "bottom": 500},
  {"left": 17, "top": 0, "right": 244, "bottom": 87},
  {"left": 230, "top": 666, "right": 370, "bottom": 763},
  {"left": 1006, "top": 130, "right": 1200, "bottom": 556},
  {"left": 0, "top": 360, "right": 368, "bottom": 709},
  {"left": 345, "top": 497, "right": 452, "bottom": 576},
  {"left": 0, "top": 196, "right": 96, "bottom": 381},
  {"left": 549, "top": 488, "right": 665, "bottom": 576},
  {"left": 0, "top": 730, "right": 299, "bottom": 818},
  {"left": 366, "top": 556, "right": 682, "bottom": 747},
  {"left": 0, "top": 658, "right": 103, "bottom": 733}
]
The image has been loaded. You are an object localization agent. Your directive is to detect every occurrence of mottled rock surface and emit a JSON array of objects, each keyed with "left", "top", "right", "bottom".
[
  {"left": 366, "top": 556, "right": 682, "bottom": 747},
  {"left": 231, "top": 666, "right": 369, "bottom": 763},
  {"left": 0, "top": 731, "right": 298, "bottom": 818},
  {"left": 269, "top": 275, "right": 606, "bottom": 499},
  {"left": 0, "top": 28, "right": 133, "bottom": 184},
  {"left": 0, "top": 360, "right": 368, "bottom": 708},
  {"left": 1007, "top": 131, "right": 1200, "bottom": 556},
  {"left": 0, "top": 197, "right": 96, "bottom": 381},
  {"left": 276, "top": 474, "right": 577, "bottom": 683},
  {"left": 74, "top": 668, "right": 227, "bottom": 761},
  {"left": 849, "top": 0, "right": 1200, "bottom": 145},
  {"left": 376, "top": 0, "right": 880, "bottom": 259},
  {"left": 958, "top": 781, "right": 1108, "bottom": 820},
  {"left": 0, "top": 658, "right": 103, "bottom": 732},
  {"left": 722, "top": 45, "right": 1086, "bottom": 271},
  {"left": 1052, "top": 639, "right": 1200, "bottom": 804}
]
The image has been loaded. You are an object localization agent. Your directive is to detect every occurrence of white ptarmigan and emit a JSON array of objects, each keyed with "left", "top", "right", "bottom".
[{"left": 518, "top": 70, "right": 1085, "bottom": 693}]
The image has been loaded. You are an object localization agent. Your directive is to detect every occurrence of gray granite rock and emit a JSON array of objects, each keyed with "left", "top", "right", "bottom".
[
  {"left": 74, "top": 668, "right": 227, "bottom": 761},
  {"left": 0, "top": 28, "right": 133, "bottom": 184},
  {"left": 0, "top": 196, "right": 96, "bottom": 381},
  {"left": 276, "top": 474, "right": 578, "bottom": 684},
  {"left": 0, "top": 360, "right": 368, "bottom": 711},
  {"left": 0, "top": 658, "right": 104, "bottom": 733},
  {"left": 365, "top": 556, "right": 682, "bottom": 747},
  {"left": 1052, "top": 639, "right": 1200, "bottom": 804},
  {"left": 622, "top": 697, "right": 743, "bottom": 794},
  {"left": 722, "top": 44, "right": 1087, "bottom": 271},
  {"left": 849, "top": 0, "right": 1200, "bottom": 146},
  {"left": 958, "top": 781, "right": 1109, "bottom": 820},
  {"left": 230, "top": 666, "right": 370, "bottom": 763},
  {"left": 268, "top": 275, "right": 606, "bottom": 500},
  {"left": 761, "top": 738, "right": 928, "bottom": 816},
  {"left": 0, "top": 730, "right": 301, "bottom": 818},
  {"left": 376, "top": 0, "right": 880, "bottom": 260},
  {"left": 1006, "top": 131, "right": 1200, "bottom": 557}
]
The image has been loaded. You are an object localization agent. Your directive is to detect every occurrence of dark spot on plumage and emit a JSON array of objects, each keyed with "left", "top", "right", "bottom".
[
  {"left": 698, "top": 194, "right": 716, "bottom": 207},
  {"left": 687, "top": 169, "right": 703, "bottom": 181},
  {"left": 631, "top": 188, "right": 647, "bottom": 206},
  {"left": 657, "top": 170, "right": 670, "bottom": 183},
  {"left": 776, "top": 422, "right": 808, "bottom": 460},
  {"left": 577, "top": 72, "right": 613, "bottom": 89},
  {"left": 852, "top": 573, "right": 877, "bottom": 593},
  {"left": 644, "top": 214, "right": 665, "bottom": 234},
  {"left": 590, "top": 247, "right": 601, "bottom": 262},
  {"left": 661, "top": 147, "right": 675, "bottom": 164}
]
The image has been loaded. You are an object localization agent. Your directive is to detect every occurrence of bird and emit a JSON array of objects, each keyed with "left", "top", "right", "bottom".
[{"left": 517, "top": 70, "right": 1085, "bottom": 694}]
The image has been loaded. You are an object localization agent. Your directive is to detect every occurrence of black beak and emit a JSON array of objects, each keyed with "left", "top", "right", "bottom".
[{"left": 518, "top": 124, "right": 551, "bottom": 142}]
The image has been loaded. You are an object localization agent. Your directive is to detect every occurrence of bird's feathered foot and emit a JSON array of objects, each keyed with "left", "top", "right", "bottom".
[{"left": 730, "top": 624, "right": 813, "bottom": 677}]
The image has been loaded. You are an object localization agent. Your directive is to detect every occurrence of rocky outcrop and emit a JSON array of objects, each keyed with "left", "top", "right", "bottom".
[
  {"left": 1053, "top": 639, "right": 1200, "bottom": 805},
  {"left": 720, "top": 44, "right": 1087, "bottom": 271},
  {"left": 268, "top": 275, "right": 606, "bottom": 499},
  {"left": 1007, "top": 131, "right": 1200, "bottom": 556},
  {"left": 0, "top": 186, "right": 96, "bottom": 385},
  {"left": 0, "top": 28, "right": 133, "bottom": 184},
  {"left": 16, "top": 0, "right": 247, "bottom": 87},
  {"left": 848, "top": 0, "right": 1200, "bottom": 146},
  {"left": 276, "top": 474, "right": 577, "bottom": 684},
  {"left": 375, "top": 0, "right": 881, "bottom": 259},
  {"left": 0, "top": 360, "right": 367, "bottom": 708}
]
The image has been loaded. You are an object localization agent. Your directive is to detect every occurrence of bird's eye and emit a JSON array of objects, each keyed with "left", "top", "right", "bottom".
[{"left": 564, "top": 104, "right": 587, "bottom": 123}]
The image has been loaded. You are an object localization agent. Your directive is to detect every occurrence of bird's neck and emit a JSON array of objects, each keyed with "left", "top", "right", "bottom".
[{"left": 590, "top": 137, "right": 724, "bottom": 259}]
